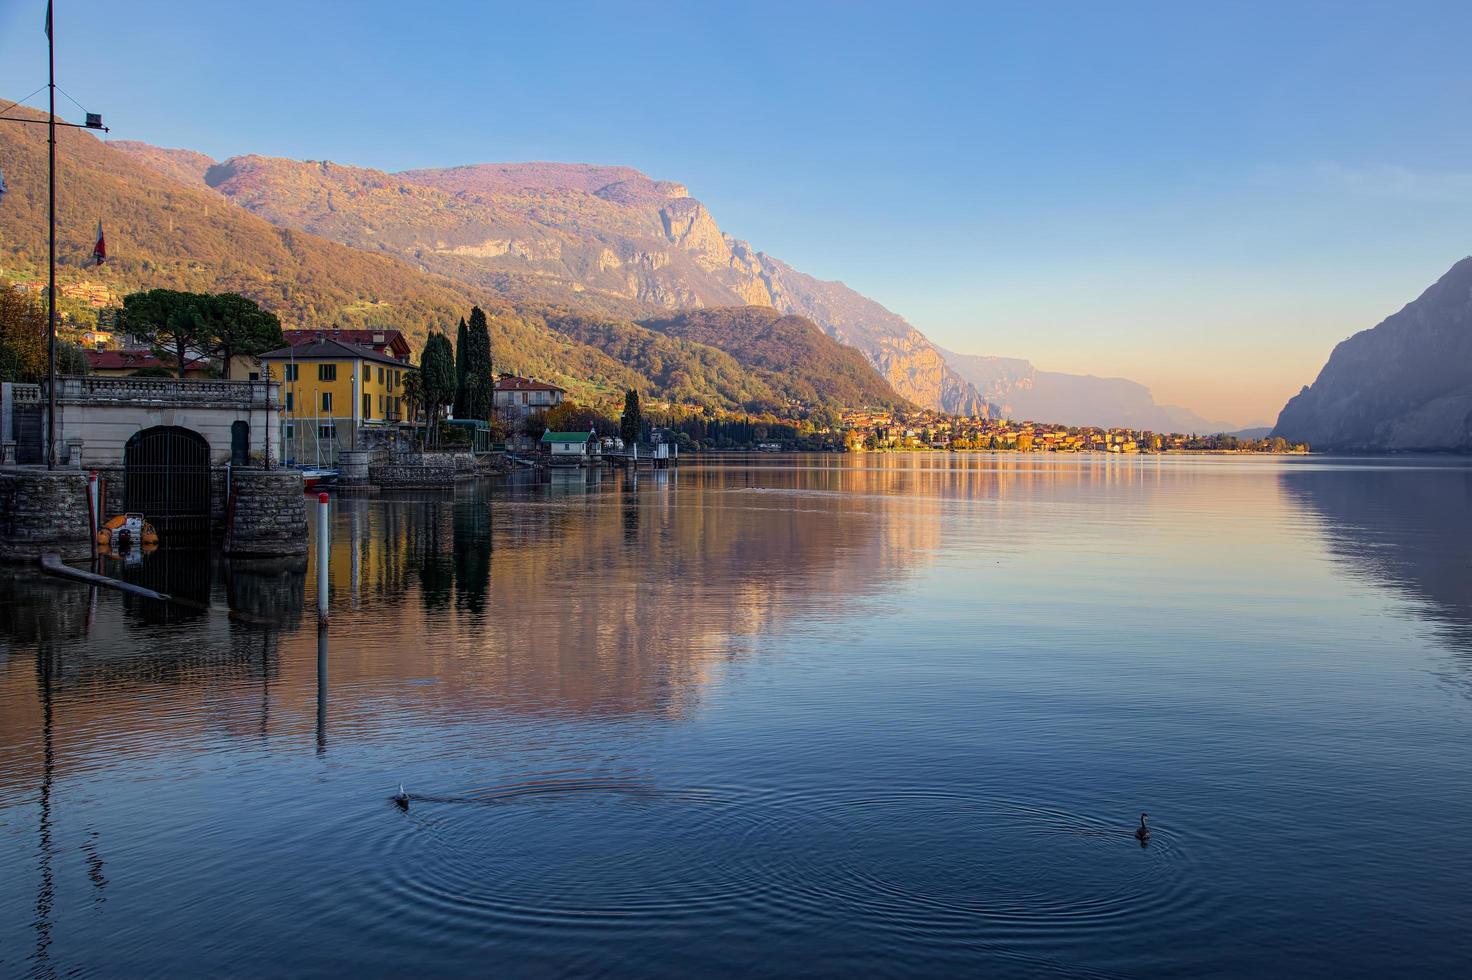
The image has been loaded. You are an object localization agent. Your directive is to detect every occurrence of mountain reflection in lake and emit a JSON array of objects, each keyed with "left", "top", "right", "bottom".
[{"left": 2, "top": 456, "right": 1471, "bottom": 978}]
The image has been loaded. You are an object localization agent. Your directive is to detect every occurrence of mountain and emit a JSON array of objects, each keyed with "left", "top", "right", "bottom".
[
  {"left": 940, "top": 348, "right": 1238, "bottom": 432},
  {"left": 1273, "top": 257, "right": 1472, "bottom": 451},
  {"left": 1, "top": 108, "right": 910, "bottom": 413},
  {"left": 638, "top": 307, "right": 910, "bottom": 412},
  {"left": 112, "top": 145, "right": 990, "bottom": 415}
]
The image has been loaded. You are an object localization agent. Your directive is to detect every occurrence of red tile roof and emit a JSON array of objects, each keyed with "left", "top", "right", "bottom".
[
  {"left": 85, "top": 349, "right": 209, "bottom": 372},
  {"left": 259, "top": 338, "right": 408, "bottom": 368},
  {"left": 494, "top": 375, "right": 565, "bottom": 393},
  {"left": 283, "top": 329, "right": 410, "bottom": 359}
]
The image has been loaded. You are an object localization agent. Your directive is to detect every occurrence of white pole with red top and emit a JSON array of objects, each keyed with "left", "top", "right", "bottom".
[{"left": 316, "top": 491, "right": 330, "bottom": 623}]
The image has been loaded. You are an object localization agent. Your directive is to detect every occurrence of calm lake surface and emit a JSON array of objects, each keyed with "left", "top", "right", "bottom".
[{"left": 3, "top": 454, "right": 1471, "bottom": 978}]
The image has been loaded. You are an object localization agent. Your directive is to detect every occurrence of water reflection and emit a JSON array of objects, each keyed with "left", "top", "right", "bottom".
[
  {"left": 11, "top": 457, "right": 1472, "bottom": 977},
  {"left": 1282, "top": 461, "right": 1472, "bottom": 652}
]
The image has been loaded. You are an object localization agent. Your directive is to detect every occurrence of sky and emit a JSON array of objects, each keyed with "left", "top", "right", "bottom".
[{"left": 3, "top": 0, "right": 1471, "bottom": 425}]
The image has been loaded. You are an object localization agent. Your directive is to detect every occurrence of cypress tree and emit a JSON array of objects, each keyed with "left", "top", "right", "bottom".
[
  {"left": 421, "top": 332, "right": 457, "bottom": 444},
  {"left": 466, "top": 306, "right": 495, "bottom": 422},
  {"left": 621, "top": 389, "right": 643, "bottom": 446},
  {"left": 452, "top": 316, "right": 469, "bottom": 419}
]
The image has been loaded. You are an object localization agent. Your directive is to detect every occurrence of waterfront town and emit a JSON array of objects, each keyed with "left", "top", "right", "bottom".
[{"left": 2, "top": 277, "right": 1305, "bottom": 472}]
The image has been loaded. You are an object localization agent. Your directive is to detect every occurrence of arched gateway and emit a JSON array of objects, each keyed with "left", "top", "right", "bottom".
[{"left": 124, "top": 426, "right": 212, "bottom": 537}]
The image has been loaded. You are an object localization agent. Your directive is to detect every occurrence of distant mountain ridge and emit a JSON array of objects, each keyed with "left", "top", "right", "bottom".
[
  {"left": 1273, "top": 257, "right": 1472, "bottom": 451},
  {"left": 0, "top": 110, "right": 903, "bottom": 414},
  {"left": 110, "top": 142, "right": 992, "bottom": 416},
  {"left": 939, "top": 348, "right": 1240, "bottom": 432}
]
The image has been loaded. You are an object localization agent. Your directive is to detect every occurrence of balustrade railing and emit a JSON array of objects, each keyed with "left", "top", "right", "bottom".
[{"left": 54, "top": 375, "right": 281, "bottom": 407}]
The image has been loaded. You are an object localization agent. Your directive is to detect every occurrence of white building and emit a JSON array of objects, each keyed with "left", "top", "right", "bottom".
[{"left": 494, "top": 375, "right": 565, "bottom": 424}]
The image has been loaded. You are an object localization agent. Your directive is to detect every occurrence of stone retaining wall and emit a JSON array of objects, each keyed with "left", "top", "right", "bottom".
[
  {"left": 0, "top": 468, "right": 93, "bottom": 561},
  {"left": 226, "top": 469, "right": 308, "bottom": 556},
  {"left": 370, "top": 463, "right": 476, "bottom": 488}
]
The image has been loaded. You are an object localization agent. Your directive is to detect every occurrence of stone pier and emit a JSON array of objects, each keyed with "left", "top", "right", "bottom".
[
  {"left": 226, "top": 469, "right": 308, "bottom": 556},
  {"left": 0, "top": 469, "right": 94, "bottom": 561}
]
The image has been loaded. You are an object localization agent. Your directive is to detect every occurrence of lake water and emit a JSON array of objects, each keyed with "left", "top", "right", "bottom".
[{"left": 2, "top": 454, "right": 1471, "bottom": 978}]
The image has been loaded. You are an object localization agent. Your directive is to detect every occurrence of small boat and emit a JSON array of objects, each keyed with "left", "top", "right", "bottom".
[
  {"left": 97, "top": 513, "right": 159, "bottom": 554},
  {"left": 299, "top": 467, "right": 338, "bottom": 491}
]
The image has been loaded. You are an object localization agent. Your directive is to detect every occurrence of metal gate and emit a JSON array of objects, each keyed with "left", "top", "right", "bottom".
[
  {"left": 13, "top": 405, "right": 43, "bottom": 464},
  {"left": 124, "top": 426, "right": 212, "bottom": 537}
]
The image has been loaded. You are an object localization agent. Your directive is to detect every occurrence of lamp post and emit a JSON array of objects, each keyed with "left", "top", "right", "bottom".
[{"left": 0, "top": 2, "right": 109, "bottom": 468}]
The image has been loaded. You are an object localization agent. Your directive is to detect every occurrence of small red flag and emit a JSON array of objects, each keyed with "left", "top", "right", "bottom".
[{"left": 93, "top": 220, "right": 106, "bottom": 266}]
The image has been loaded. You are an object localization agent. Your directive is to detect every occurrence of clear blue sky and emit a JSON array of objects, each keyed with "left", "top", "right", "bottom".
[{"left": 4, "top": 0, "right": 1470, "bottom": 424}]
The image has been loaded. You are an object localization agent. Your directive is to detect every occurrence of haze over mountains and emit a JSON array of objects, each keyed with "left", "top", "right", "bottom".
[
  {"left": 0, "top": 111, "right": 906, "bottom": 415},
  {"left": 939, "top": 348, "right": 1245, "bottom": 433},
  {"left": 1, "top": 106, "right": 1265, "bottom": 429},
  {"left": 112, "top": 144, "right": 988, "bottom": 416},
  {"left": 104, "top": 137, "right": 1236, "bottom": 427}
]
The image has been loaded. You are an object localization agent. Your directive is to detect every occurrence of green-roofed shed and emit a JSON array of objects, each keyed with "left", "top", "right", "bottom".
[{"left": 541, "top": 429, "right": 600, "bottom": 464}]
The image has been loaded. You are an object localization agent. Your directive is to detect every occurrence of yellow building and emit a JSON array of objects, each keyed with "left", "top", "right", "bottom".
[{"left": 259, "top": 337, "right": 408, "bottom": 463}]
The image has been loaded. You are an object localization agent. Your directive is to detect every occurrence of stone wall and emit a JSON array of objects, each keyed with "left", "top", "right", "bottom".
[
  {"left": 371, "top": 451, "right": 478, "bottom": 488},
  {"left": 0, "top": 469, "right": 93, "bottom": 561},
  {"left": 226, "top": 469, "right": 308, "bottom": 556}
]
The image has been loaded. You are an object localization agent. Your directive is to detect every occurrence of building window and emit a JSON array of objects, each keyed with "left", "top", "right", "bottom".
[
  {"left": 322, "top": 392, "right": 332, "bottom": 412},
  {"left": 378, "top": 367, "right": 385, "bottom": 385},
  {"left": 318, "top": 364, "right": 337, "bottom": 382},
  {"left": 521, "top": 392, "right": 528, "bottom": 405},
  {"left": 363, "top": 364, "right": 370, "bottom": 382},
  {"left": 285, "top": 392, "right": 294, "bottom": 412},
  {"left": 284, "top": 364, "right": 299, "bottom": 382},
  {"left": 379, "top": 394, "right": 385, "bottom": 416},
  {"left": 284, "top": 424, "right": 295, "bottom": 440},
  {"left": 319, "top": 424, "right": 336, "bottom": 440},
  {"left": 248, "top": 372, "right": 260, "bottom": 381},
  {"left": 363, "top": 393, "right": 372, "bottom": 419}
]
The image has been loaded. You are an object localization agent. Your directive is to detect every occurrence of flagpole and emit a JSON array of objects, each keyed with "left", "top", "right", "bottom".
[{"left": 46, "top": 0, "right": 57, "bottom": 470}]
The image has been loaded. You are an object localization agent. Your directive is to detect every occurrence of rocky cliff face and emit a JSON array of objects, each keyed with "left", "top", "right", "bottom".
[
  {"left": 1273, "top": 257, "right": 1472, "bottom": 451},
  {"left": 116, "top": 144, "right": 989, "bottom": 416}
]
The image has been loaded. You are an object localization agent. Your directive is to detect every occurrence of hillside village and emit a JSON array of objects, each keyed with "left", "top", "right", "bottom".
[{"left": 2, "top": 273, "right": 1306, "bottom": 458}]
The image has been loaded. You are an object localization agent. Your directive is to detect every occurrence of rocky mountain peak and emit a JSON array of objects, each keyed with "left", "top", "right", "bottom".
[{"left": 1272, "top": 256, "right": 1472, "bottom": 451}]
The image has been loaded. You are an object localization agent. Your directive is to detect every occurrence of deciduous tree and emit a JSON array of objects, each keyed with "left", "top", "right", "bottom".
[{"left": 0, "top": 288, "right": 48, "bottom": 382}]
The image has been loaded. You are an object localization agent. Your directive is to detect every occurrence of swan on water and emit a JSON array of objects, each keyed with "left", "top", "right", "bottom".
[{"left": 1134, "top": 812, "right": 1150, "bottom": 843}]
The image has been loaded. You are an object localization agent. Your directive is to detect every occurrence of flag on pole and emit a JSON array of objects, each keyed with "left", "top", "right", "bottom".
[
  {"left": 45, "top": 1, "right": 52, "bottom": 39},
  {"left": 93, "top": 221, "right": 107, "bottom": 266}
]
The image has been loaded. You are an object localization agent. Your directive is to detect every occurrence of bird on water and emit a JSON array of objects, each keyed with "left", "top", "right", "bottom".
[
  {"left": 1134, "top": 812, "right": 1150, "bottom": 844},
  {"left": 394, "top": 785, "right": 409, "bottom": 810}
]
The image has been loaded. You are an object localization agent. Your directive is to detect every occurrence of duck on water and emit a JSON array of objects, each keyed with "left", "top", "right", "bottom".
[{"left": 1135, "top": 812, "right": 1150, "bottom": 845}]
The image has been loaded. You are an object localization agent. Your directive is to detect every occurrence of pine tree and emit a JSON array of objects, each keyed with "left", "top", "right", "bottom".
[{"left": 621, "top": 388, "right": 642, "bottom": 446}]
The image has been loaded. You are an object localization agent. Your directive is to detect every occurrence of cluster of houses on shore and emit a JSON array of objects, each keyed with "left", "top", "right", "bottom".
[
  {"left": 838, "top": 410, "right": 1285, "bottom": 453},
  {"left": 42, "top": 309, "right": 1294, "bottom": 461}
]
